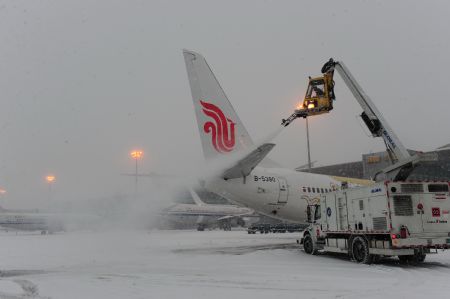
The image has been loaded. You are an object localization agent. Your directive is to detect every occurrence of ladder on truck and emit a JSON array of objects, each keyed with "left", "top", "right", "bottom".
[{"left": 282, "top": 59, "right": 436, "bottom": 181}]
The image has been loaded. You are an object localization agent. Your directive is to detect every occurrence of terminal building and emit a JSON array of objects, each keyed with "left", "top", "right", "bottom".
[{"left": 298, "top": 144, "right": 450, "bottom": 181}]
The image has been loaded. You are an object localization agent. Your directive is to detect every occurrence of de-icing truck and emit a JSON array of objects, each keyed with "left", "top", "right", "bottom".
[
  {"left": 281, "top": 58, "right": 449, "bottom": 263},
  {"left": 301, "top": 181, "right": 450, "bottom": 263}
]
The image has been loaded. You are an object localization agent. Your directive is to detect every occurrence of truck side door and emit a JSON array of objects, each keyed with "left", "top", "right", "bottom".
[
  {"left": 337, "top": 193, "right": 349, "bottom": 231},
  {"left": 324, "top": 193, "right": 338, "bottom": 231},
  {"left": 352, "top": 197, "right": 368, "bottom": 231}
]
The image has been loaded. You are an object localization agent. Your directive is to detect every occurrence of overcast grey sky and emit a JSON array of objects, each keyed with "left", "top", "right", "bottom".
[{"left": 1, "top": 0, "right": 449, "bottom": 207}]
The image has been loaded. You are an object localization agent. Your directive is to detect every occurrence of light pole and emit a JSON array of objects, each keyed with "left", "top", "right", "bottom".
[
  {"left": 130, "top": 150, "right": 143, "bottom": 196},
  {"left": 296, "top": 101, "right": 313, "bottom": 172},
  {"left": 45, "top": 175, "right": 56, "bottom": 200},
  {"left": 306, "top": 118, "right": 312, "bottom": 171}
]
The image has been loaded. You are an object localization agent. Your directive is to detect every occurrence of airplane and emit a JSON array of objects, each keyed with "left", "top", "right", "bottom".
[
  {"left": 0, "top": 206, "right": 64, "bottom": 234},
  {"left": 183, "top": 50, "right": 370, "bottom": 224},
  {"left": 160, "top": 187, "right": 258, "bottom": 231}
]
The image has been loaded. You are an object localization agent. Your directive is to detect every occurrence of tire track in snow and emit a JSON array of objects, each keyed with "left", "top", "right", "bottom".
[{"left": 342, "top": 258, "right": 450, "bottom": 299}]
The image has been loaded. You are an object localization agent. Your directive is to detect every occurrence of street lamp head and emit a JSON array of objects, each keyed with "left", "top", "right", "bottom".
[
  {"left": 130, "top": 150, "right": 143, "bottom": 160},
  {"left": 46, "top": 175, "right": 56, "bottom": 183}
]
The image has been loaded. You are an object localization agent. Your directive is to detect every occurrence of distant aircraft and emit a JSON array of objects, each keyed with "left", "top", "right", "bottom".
[
  {"left": 0, "top": 206, "right": 64, "bottom": 234},
  {"left": 183, "top": 50, "right": 372, "bottom": 224},
  {"left": 160, "top": 188, "right": 258, "bottom": 231}
]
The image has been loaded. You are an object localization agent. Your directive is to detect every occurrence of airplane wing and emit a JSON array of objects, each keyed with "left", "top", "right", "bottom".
[
  {"left": 222, "top": 143, "right": 276, "bottom": 180},
  {"left": 217, "top": 212, "right": 258, "bottom": 221},
  {"left": 165, "top": 211, "right": 236, "bottom": 217},
  {"left": 163, "top": 208, "right": 256, "bottom": 218},
  {"left": 120, "top": 172, "right": 175, "bottom": 178}
]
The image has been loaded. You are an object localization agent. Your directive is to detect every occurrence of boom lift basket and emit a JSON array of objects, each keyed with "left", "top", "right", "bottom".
[
  {"left": 282, "top": 59, "right": 336, "bottom": 126},
  {"left": 301, "top": 73, "right": 335, "bottom": 116}
]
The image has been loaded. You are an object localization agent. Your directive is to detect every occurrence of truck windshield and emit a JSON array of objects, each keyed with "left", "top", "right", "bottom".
[{"left": 314, "top": 205, "right": 321, "bottom": 220}]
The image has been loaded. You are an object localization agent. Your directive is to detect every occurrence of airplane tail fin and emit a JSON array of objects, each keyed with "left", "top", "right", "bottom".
[{"left": 183, "top": 50, "right": 253, "bottom": 160}]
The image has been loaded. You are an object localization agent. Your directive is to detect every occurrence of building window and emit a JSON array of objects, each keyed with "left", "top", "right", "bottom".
[{"left": 367, "top": 155, "right": 381, "bottom": 164}]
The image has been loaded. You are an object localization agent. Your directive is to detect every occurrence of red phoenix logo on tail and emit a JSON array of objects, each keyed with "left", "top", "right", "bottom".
[{"left": 200, "top": 100, "right": 236, "bottom": 153}]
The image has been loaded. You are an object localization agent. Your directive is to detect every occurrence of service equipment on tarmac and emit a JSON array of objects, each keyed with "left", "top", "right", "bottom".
[{"left": 301, "top": 181, "right": 450, "bottom": 264}]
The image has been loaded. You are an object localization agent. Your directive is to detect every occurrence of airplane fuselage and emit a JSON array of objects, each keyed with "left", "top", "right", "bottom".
[{"left": 206, "top": 167, "right": 341, "bottom": 223}]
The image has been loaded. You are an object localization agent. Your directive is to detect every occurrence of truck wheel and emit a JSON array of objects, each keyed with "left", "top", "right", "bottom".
[
  {"left": 351, "top": 236, "right": 373, "bottom": 264},
  {"left": 303, "top": 235, "right": 318, "bottom": 255}
]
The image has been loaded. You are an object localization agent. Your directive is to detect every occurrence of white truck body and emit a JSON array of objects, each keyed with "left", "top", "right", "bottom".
[{"left": 303, "top": 181, "right": 450, "bottom": 263}]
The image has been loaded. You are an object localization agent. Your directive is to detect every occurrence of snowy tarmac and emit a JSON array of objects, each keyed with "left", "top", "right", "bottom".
[{"left": 0, "top": 230, "right": 449, "bottom": 299}]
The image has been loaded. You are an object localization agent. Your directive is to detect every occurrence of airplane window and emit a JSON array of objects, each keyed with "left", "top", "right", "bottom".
[
  {"left": 308, "top": 187, "right": 311, "bottom": 193},
  {"left": 312, "top": 188, "right": 316, "bottom": 193},
  {"left": 302, "top": 187, "right": 307, "bottom": 193}
]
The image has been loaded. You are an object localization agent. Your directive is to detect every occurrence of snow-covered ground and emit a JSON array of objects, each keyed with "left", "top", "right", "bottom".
[{"left": 0, "top": 230, "right": 449, "bottom": 299}]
